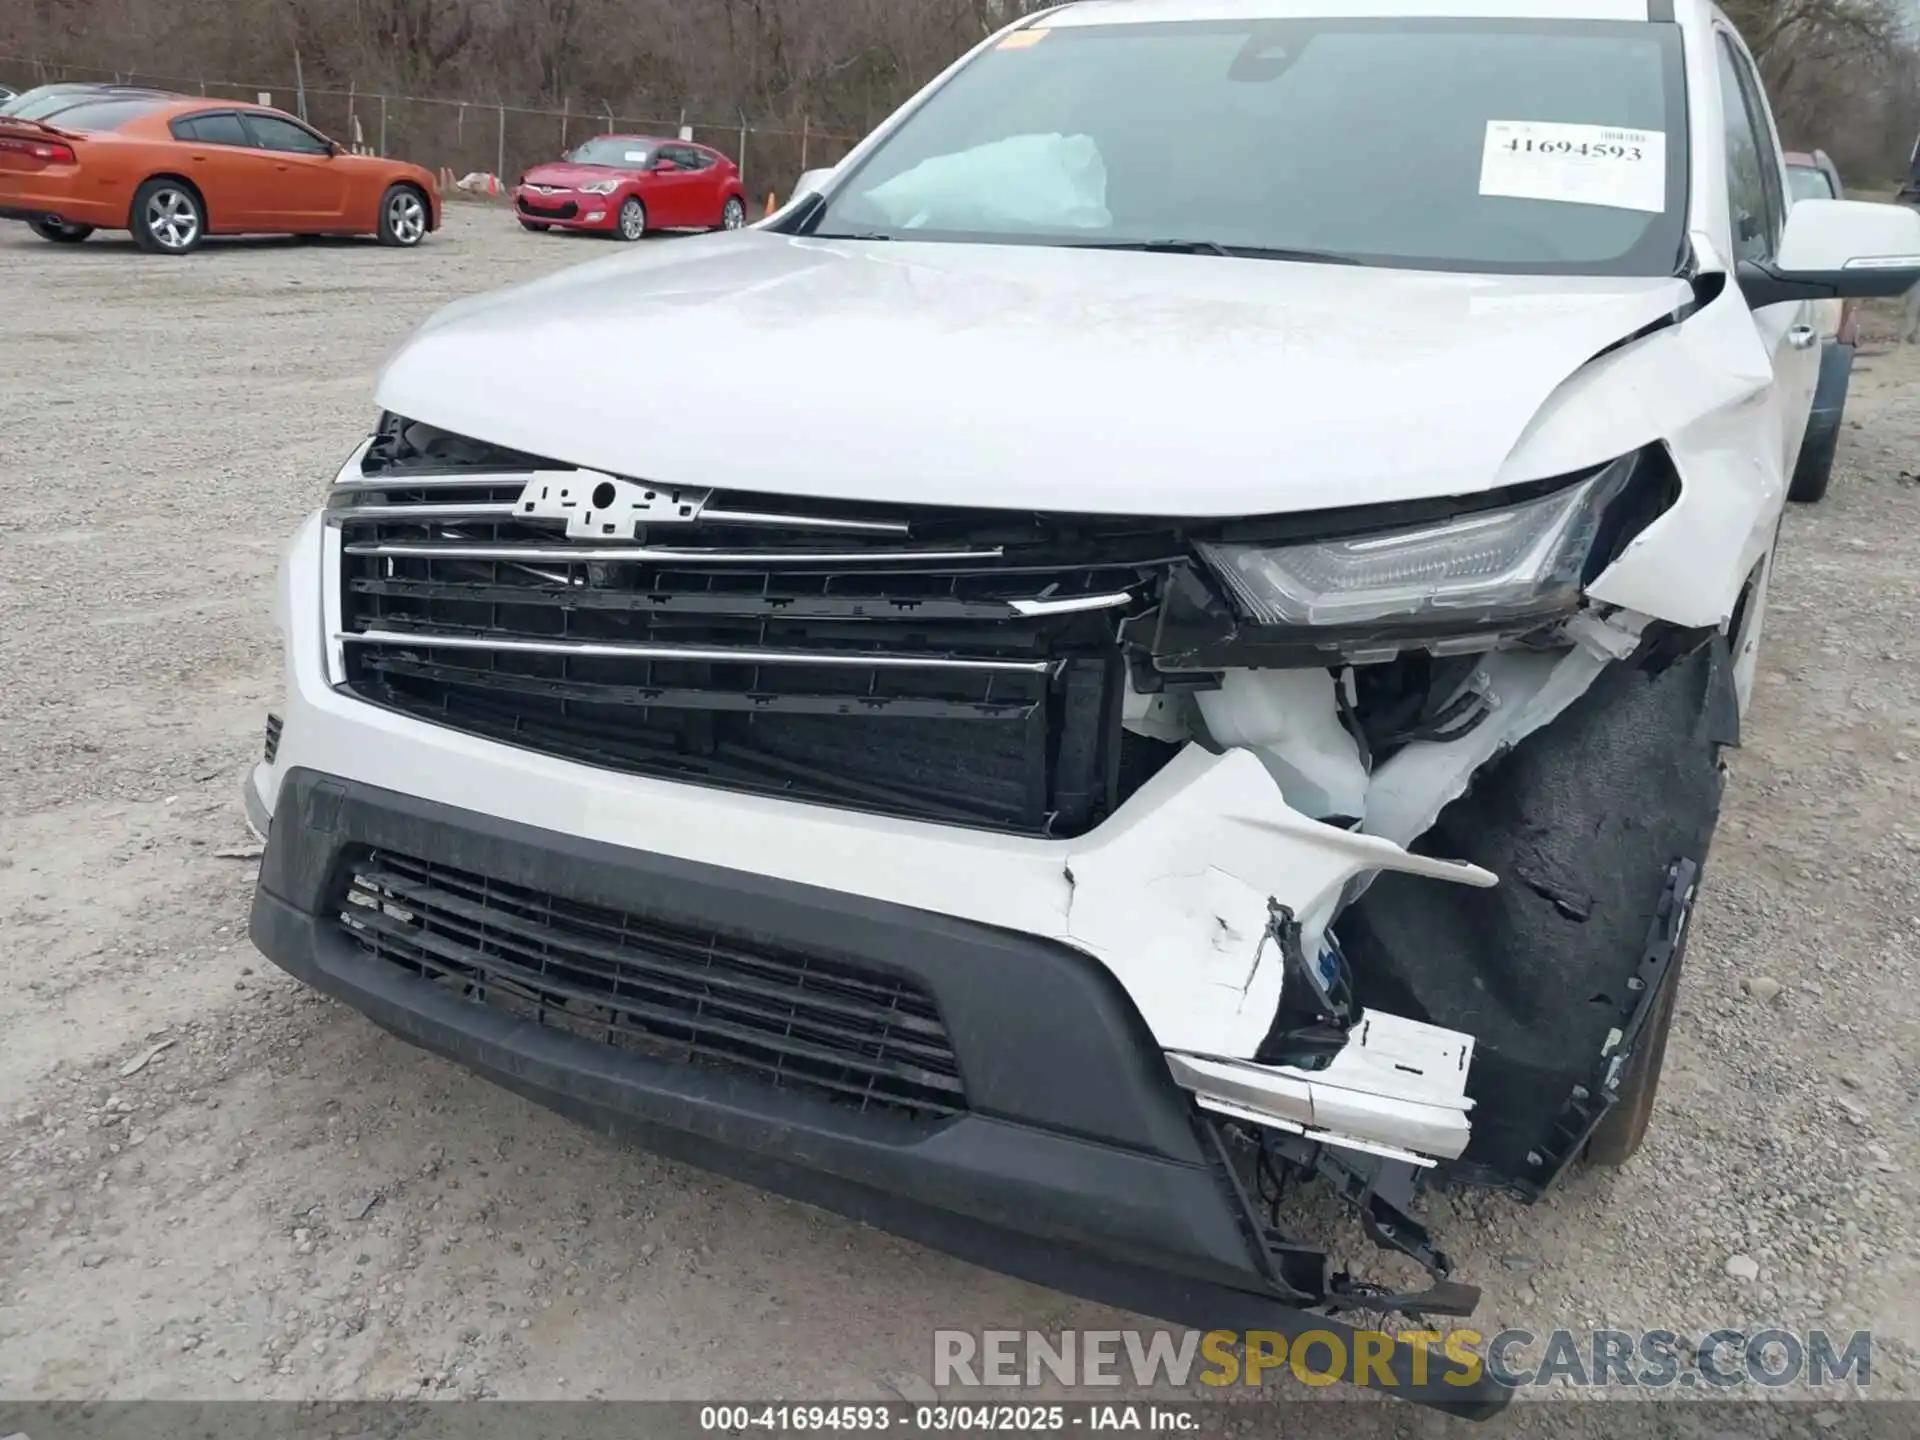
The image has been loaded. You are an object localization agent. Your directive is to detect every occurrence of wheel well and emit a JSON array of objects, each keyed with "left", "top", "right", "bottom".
[{"left": 131, "top": 173, "right": 206, "bottom": 229}]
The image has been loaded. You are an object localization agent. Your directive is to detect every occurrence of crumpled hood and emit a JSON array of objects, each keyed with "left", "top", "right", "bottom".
[{"left": 377, "top": 233, "right": 1696, "bottom": 516}]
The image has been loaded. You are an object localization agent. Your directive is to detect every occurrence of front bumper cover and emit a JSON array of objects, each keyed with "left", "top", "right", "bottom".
[
  {"left": 264, "top": 509, "right": 1492, "bottom": 1156},
  {"left": 249, "top": 767, "right": 1507, "bottom": 1414}
]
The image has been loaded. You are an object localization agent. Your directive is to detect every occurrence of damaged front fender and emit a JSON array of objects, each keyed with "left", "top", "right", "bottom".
[{"left": 1502, "top": 239, "right": 1789, "bottom": 631}]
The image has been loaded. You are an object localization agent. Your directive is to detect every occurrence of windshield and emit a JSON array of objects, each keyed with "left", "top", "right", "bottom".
[
  {"left": 565, "top": 138, "right": 655, "bottom": 169},
  {"left": 1786, "top": 165, "right": 1834, "bottom": 203},
  {"left": 809, "top": 18, "right": 1688, "bottom": 274}
]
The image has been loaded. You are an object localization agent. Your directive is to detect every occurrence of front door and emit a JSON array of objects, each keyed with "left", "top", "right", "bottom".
[
  {"left": 1714, "top": 31, "right": 1818, "bottom": 476},
  {"left": 241, "top": 113, "right": 348, "bottom": 229},
  {"left": 648, "top": 145, "right": 705, "bottom": 227}
]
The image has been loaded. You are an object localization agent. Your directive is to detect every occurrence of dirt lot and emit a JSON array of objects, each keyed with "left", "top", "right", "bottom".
[{"left": 1, "top": 206, "right": 1918, "bottom": 1418}]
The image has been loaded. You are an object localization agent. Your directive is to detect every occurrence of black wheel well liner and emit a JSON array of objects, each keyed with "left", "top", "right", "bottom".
[{"left": 1338, "top": 635, "right": 1736, "bottom": 1182}]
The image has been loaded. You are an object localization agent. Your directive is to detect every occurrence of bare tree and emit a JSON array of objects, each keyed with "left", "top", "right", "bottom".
[{"left": 1725, "top": 0, "right": 1917, "bottom": 180}]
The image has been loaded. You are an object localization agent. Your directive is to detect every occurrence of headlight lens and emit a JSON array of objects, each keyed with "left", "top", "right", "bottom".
[
  {"left": 1198, "top": 457, "right": 1633, "bottom": 631},
  {"left": 579, "top": 180, "right": 621, "bottom": 195}
]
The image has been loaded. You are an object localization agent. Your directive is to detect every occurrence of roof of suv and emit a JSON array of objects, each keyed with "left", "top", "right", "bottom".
[{"left": 1043, "top": 0, "right": 1674, "bottom": 24}]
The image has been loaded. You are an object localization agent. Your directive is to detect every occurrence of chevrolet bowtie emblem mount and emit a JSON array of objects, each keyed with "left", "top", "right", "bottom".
[{"left": 516, "top": 472, "right": 712, "bottom": 539}]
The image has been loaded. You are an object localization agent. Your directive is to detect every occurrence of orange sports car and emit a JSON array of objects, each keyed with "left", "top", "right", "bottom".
[{"left": 0, "top": 93, "right": 440, "bottom": 254}]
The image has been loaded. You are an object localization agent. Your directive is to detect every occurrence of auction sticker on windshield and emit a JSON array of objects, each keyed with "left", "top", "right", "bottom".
[{"left": 1479, "top": 121, "right": 1667, "bottom": 214}]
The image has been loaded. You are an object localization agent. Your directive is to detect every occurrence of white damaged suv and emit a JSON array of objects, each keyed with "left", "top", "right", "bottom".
[{"left": 248, "top": 0, "right": 1920, "bottom": 1409}]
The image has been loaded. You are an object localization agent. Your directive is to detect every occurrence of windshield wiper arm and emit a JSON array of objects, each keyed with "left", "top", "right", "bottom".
[
  {"left": 1071, "top": 238, "right": 1234, "bottom": 256},
  {"left": 1073, "top": 239, "right": 1362, "bottom": 265}
]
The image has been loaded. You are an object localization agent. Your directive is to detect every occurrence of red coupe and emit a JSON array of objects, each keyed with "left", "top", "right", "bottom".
[{"left": 513, "top": 135, "right": 749, "bottom": 240}]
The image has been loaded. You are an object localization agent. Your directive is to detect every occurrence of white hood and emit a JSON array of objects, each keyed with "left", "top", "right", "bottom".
[{"left": 377, "top": 232, "right": 1694, "bottom": 516}]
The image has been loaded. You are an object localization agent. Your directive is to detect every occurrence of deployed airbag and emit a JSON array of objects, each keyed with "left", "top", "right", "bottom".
[{"left": 865, "top": 133, "right": 1111, "bottom": 232}]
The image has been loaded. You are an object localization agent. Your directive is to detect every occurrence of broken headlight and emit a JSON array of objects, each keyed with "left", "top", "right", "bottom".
[{"left": 1198, "top": 455, "right": 1637, "bottom": 636}]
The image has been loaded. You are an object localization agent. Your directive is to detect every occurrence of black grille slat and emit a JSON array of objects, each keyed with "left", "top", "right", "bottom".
[
  {"left": 380, "top": 686, "right": 1039, "bottom": 826},
  {"left": 336, "top": 848, "right": 967, "bottom": 1119},
  {"left": 347, "top": 576, "right": 1039, "bottom": 622},
  {"left": 264, "top": 713, "right": 283, "bottom": 764},
  {"left": 347, "top": 902, "right": 965, "bottom": 1092},
  {"left": 360, "top": 654, "right": 1041, "bottom": 720},
  {"left": 353, "top": 863, "right": 956, "bottom": 1049},
  {"left": 333, "top": 418, "right": 1173, "bottom": 837}
]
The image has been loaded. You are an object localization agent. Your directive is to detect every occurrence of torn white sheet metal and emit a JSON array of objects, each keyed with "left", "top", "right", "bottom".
[
  {"left": 1063, "top": 746, "right": 1494, "bottom": 1057},
  {"left": 1195, "top": 668, "right": 1370, "bottom": 819},
  {"left": 1168, "top": 1009, "right": 1476, "bottom": 1161}
]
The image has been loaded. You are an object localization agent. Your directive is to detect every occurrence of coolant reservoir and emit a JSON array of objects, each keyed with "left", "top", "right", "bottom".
[{"left": 1196, "top": 669, "right": 1370, "bottom": 820}]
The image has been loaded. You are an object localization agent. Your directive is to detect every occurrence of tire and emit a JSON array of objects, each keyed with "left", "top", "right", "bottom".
[
  {"left": 130, "top": 179, "right": 204, "bottom": 255},
  {"left": 377, "top": 184, "right": 429, "bottom": 248},
  {"left": 518, "top": 220, "right": 550, "bottom": 233},
  {"left": 615, "top": 196, "right": 646, "bottom": 242},
  {"left": 1582, "top": 950, "right": 1683, "bottom": 1167},
  {"left": 31, "top": 218, "right": 93, "bottom": 244},
  {"left": 1788, "top": 415, "right": 1840, "bottom": 504},
  {"left": 717, "top": 196, "right": 747, "bottom": 232}
]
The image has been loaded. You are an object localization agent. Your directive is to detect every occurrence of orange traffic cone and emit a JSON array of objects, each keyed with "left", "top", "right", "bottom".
[{"left": 765, "top": 191, "right": 777, "bottom": 217}]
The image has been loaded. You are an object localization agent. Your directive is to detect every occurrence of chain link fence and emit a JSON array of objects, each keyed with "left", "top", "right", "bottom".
[{"left": 2, "top": 57, "right": 865, "bottom": 204}]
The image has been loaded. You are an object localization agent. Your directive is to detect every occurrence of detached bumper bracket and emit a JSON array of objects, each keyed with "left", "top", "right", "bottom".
[{"left": 1318, "top": 1149, "right": 1481, "bottom": 1319}]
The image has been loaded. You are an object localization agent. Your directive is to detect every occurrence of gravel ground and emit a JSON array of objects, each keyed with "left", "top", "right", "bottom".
[{"left": 1, "top": 206, "right": 1917, "bottom": 1425}]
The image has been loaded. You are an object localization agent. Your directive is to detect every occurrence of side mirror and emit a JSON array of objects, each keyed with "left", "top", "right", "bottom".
[
  {"left": 791, "top": 167, "right": 834, "bottom": 201},
  {"left": 1739, "top": 198, "right": 1920, "bottom": 307}
]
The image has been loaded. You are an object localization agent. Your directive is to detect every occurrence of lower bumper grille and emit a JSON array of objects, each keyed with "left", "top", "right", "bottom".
[
  {"left": 334, "top": 848, "right": 968, "bottom": 1120},
  {"left": 517, "top": 198, "right": 579, "bottom": 220}
]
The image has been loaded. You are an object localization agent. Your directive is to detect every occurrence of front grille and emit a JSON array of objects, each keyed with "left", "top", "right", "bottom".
[
  {"left": 516, "top": 197, "right": 578, "bottom": 220},
  {"left": 329, "top": 416, "right": 1187, "bottom": 837},
  {"left": 335, "top": 847, "right": 967, "bottom": 1119}
]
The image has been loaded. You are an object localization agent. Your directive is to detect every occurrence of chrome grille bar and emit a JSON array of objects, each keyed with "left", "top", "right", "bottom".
[
  {"left": 699, "top": 508, "right": 910, "bottom": 535},
  {"left": 328, "top": 501, "right": 520, "bottom": 521},
  {"left": 1010, "top": 592, "right": 1134, "bottom": 617},
  {"left": 338, "top": 628, "right": 1055, "bottom": 674},
  {"left": 329, "top": 472, "right": 547, "bottom": 493},
  {"left": 343, "top": 541, "right": 1006, "bottom": 566}
]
